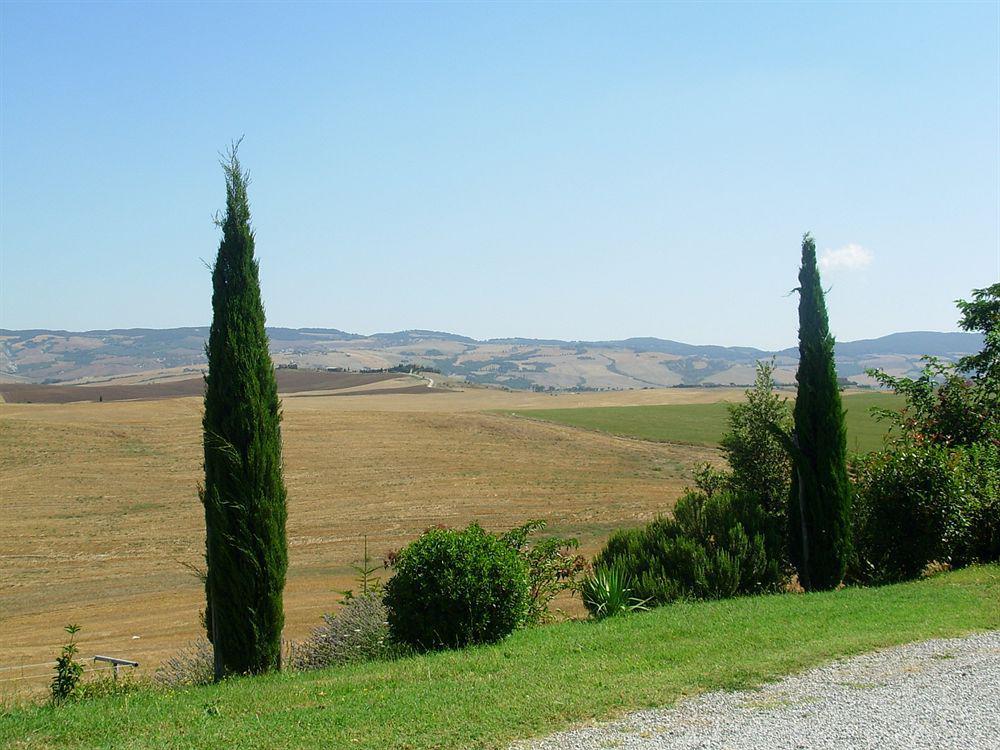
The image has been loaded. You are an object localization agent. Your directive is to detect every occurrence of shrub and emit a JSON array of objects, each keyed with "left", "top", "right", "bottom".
[
  {"left": 614, "top": 360, "right": 796, "bottom": 607},
  {"left": 593, "top": 490, "right": 786, "bottom": 606},
  {"left": 850, "top": 440, "right": 1000, "bottom": 584},
  {"left": 953, "top": 441, "right": 1000, "bottom": 565},
  {"left": 869, "top": 358, "right": 998, "bottom": 448},
  {"left": 721, "top": 359, "right": 792, "bottom": 524},
  {"left": 384, "top": 524, "right": 529, "bottom": 650},
  {"left": 956, "top": 282, "right": 1000, "bottom": 382},
  {"left": 696, "top": 360, "right": 792, "bottom": 571},
  {"left": 154, "top": 638, "right": 214, "bottom": 688},
  {"left": 852, "top": 287, "right": 999, "bottom": 584},
  {"left": 581, "top": 566, "right": 649, "bottom": 619},
  {"left": 50, "top": 624, "right": 83, "bottom": 704},
  {"left": 501, "top": 520, "right": 587, "bottom": 624},
  {"left": 850, "top": 444, "right": 967, "bottom": 584},
  {"left": 289, "top": 594, "right": 394, "bottom": 671}
]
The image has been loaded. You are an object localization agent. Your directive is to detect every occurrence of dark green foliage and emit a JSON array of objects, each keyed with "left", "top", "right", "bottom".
[
  {"left": 501, "top": 520, "right": 587, "bottom": 624},
  {"left": 593, "top": 489, "right": 785, "bottom": 606},
  {"left": 956, "top": 283, "right": 1000, "bottom": 382},
  {"left": 589, "top": 362, "right": 793, "bottom": 608},
  {"left": 577, "top": 359, "right": 795, "bottom": 616},
  {"left": 853, "top": 287, "right": 1000, "bottom": 583},
  {"left": 953, "top": 441, "right": 1000, "bottom": 565},
  {"left": 850, "top": 435, "right": 1000, "bottom": 584},
  {"left": 201, "top": 144, "right": 288, "bottom": 679},
  {"left": 878, "top": 284, "right": 1000, "bottom": 446},
  {"left": 786, "top": 233, "right": 851, "bottom": 591},
  {"left": 50, "top": 624, "right": 83, "bottom": 704},
  {"left": 850, "top": 444, "right": 972, "bottom": 584},
  {"left": 383, "top": 524, "right": 530, "bottom": 650},
  {"left": 868, "top": 358, "right": 998, "bottom": 447},
  {"left": 852, "top": 287, "right": 1000, "bottom": 584},
  {"left": 722, "top": 361, "right": 793, "bottom": 514},
  {"left": 721, "top": 359, "right": 793, "bottom": 564}
]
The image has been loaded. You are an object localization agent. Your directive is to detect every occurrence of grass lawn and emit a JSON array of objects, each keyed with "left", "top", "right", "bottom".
[
  {"left": 509, "top": 392, "right": 905, "bottom": 453},
  {"left": 3, "top": 565, "right": 997, "bottom": 750}
]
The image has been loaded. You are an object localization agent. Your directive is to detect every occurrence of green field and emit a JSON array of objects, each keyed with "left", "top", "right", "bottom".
[
  {"left": 2, "top": 565, "right": 997, "bottom": 750},
  {"left": 510, "top": 392, "right": 904, "bottom": 454}
]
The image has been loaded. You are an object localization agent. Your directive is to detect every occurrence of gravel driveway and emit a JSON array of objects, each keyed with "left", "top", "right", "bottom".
[{"left": 514, "top": 631, "right": 1000, "bottom": 750}]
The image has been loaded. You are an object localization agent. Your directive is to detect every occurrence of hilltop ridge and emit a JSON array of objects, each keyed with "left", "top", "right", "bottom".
[{"left": 0, "top": 327, "right": 983, "bottom": 389}]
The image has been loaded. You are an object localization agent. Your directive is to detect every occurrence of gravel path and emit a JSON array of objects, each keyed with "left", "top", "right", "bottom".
[{"left": 514, "top": 631, "right": 1000, "bottom": 750}]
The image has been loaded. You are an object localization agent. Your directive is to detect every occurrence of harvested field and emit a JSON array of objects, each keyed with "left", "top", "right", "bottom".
[
  {"left": 277, "top": 385, "right": 749, "bottom": 413},
  {"left": 0, "top": 369, "right": 402, "bottom": 404},
  {"left": 289, "top": 383, "right": 449, "bottom": 398},
  {"left": 0, "top": 386, "right": 721, "bottom": 692}
]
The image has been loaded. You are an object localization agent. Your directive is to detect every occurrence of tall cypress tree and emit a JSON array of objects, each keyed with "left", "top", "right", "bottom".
[
  {"left": 786, "top": 233, "right": 851, "bottom": 591},
  {"left": 202, "top": 143, "right": 288, "bottom": 678}
]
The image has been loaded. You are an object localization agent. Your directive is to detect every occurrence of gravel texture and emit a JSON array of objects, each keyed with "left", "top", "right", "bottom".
[{"left": 513, "top": 631, "right": 1000, "bottom": 750}]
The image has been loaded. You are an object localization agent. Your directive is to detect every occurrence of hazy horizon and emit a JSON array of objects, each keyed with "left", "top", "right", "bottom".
[{"left": 0, "top": 322, "right": 982, "bottom": 355}]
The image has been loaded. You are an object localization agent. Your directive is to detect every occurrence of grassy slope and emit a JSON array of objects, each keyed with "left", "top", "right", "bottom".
[
  {"left": 511, "top": 392, "right": 904, "bottom": 453},
  {"left": 3, "top": 565, "right": 997, "bottom": 750}
]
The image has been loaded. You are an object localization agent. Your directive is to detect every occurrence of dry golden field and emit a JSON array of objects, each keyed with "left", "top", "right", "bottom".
[{"left": 0, "top": 386, "right": 732, "bottom": 692}]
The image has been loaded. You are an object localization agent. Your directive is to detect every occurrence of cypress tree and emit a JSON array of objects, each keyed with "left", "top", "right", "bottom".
[
  {"left": 786, "top": 233, "right": 851, "bottom": 591},
  {"left": 202, "top": 143, "right": 288, "bottom": 678}
]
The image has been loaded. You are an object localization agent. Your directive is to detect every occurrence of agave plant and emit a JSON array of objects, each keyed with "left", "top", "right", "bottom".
[{"left": 581, "top": 566, "right": 650, "bottom": 620}]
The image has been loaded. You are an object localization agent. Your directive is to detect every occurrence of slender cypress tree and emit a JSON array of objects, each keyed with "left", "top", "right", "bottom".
[
  {"left": 786, "top": 233, "right": 851, "bottom": 591},
  {"left": 202, "top": 143, "right": 288, "bottom": 678}
]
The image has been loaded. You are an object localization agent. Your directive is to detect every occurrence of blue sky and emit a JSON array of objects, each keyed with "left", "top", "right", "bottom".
[{"left": 1, "top": 2, "right": 997, "bottom": 349}]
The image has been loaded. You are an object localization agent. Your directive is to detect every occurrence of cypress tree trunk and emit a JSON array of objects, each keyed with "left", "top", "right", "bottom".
[
  {"left": 787, "top": 233, "right": 851, "bottom": 591},
  {"left": 202, "top": 144, "right": 288, "bottom": 678}
]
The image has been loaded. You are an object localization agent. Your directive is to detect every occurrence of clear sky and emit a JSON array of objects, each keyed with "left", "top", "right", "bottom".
[{"left": 1, "top": 2, "right": 997, "bottom": 349}]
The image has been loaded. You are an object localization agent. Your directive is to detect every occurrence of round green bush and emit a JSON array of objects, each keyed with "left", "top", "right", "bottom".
[
  {"left": 384, "top": 524, "right": 529, "bottom": 650},
  {"left": 851, "top": 440, "right": 1000, "bottom": 583},
  {"left": 850, "top": 443, "right": 972, "bottom": 584}
]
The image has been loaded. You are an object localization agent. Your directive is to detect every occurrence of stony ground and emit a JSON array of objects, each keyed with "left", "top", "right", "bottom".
[{"left": 515, "top": 631, "right": 1000, "bottom": 750}]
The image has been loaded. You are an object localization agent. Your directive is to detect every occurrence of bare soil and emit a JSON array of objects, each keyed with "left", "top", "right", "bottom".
[{"left": 0, "top": 370, "right": 401, "bottom": 404}]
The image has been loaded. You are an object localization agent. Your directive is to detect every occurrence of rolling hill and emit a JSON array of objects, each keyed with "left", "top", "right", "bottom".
[{"left": 0, "top": 327, "right": 983, "bottom": 390}]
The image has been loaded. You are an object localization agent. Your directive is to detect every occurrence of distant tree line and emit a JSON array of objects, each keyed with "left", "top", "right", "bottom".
[
  {"left": 277, "top": 363, "right": 441, "bottom": 375},
  {"left": 384, "top": 363, "right": 441, "bottom": 374}
]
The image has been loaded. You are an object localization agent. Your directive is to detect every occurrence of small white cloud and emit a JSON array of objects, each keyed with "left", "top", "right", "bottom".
[{"left": 819, "top": 243, "right": 873, "bottom": 272}]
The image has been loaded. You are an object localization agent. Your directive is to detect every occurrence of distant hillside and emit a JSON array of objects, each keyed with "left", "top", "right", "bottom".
[
  {"left": 775, "top": 331, "right": 985, "bottom": 359},
  {"left": 0, "top": 327, "right": 983, "bottom": 390}
]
